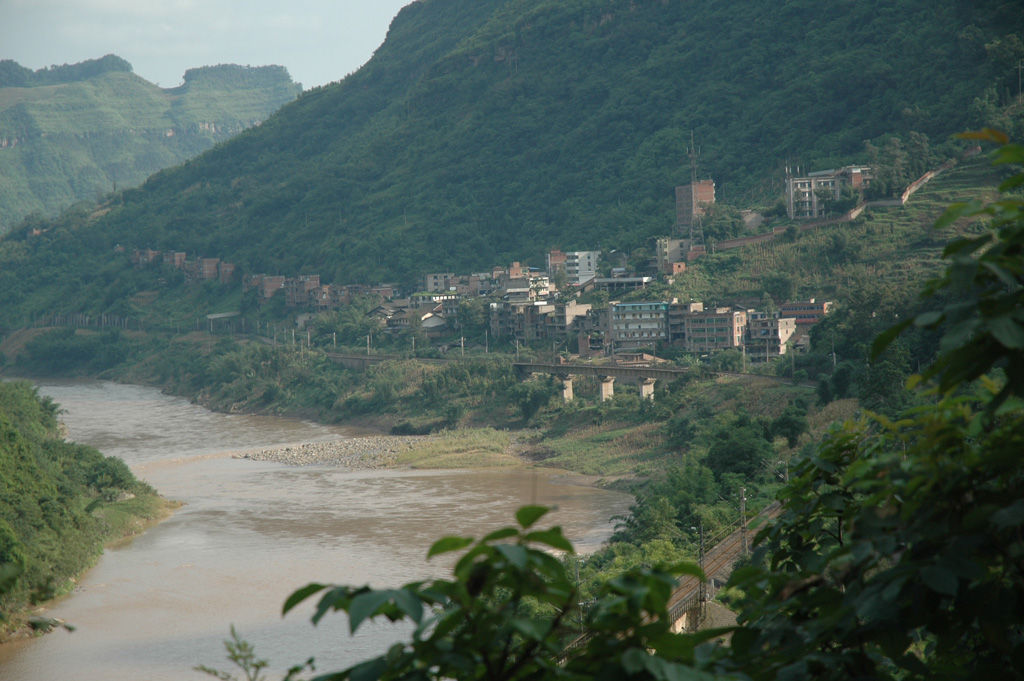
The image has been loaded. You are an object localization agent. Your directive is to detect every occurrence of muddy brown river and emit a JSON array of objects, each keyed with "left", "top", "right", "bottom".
[{"left": 0, "top": 380, "right": 631, "bottom": 680}]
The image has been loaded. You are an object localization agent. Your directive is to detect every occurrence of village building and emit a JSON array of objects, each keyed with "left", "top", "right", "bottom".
[
  {"left": 610, "top": 301, "right": 670, "bottom": 350},
  {"left": 247, "top": 274, "right": 286, "bottom": 302},
  {"left": 564, "top": 251, "right": 600, "bottom": 285},
  {"left": 748, "top": 311, "right": 798, "bottom": 360},
  {"left": 218, "top": 262, "right": 235, "bottom": 285},
  {"left": 668, "top": 301, "right": 704, "bottom": 344},
  {"left": 131, "top": 248, "right": 161, "bottom": 268},
  {"left": 163, "top": 251, "right": 187, "bottom": 268},
  {"left": 422, "top": 272, "right": 455, "bottom": 293},
  {"left": 780, "top": 299, "right": 833, "bottom": 324},
  {"left": 676, "top": 179, "right": 716, "bottom": 230},
  {"left": 786, "top": 166, "right": 871, "bottom": 219},
  {"left": 546, "top": 250, "right": 568, "bottom": 277},
  {"left": 683, "top": 307, "right": 748, "bottom": 353},
  {"left": 284, "top": 275, "right": 321, "bottom": 307}
]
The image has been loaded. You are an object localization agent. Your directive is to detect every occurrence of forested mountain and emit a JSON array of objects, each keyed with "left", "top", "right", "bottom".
[
  {"left": 1, "top": 0, "right": 1022, "bottom": 319},
  {"left": 0, "top": 55, "right": 301, "bottom": 231}
]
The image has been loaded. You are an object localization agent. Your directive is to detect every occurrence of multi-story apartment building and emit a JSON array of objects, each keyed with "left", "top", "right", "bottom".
[
  {"left": 610, "top": 301, "right": 669, "bottom": 350},
  {"left": 544, "top": 300, "right": 592, "bottom": 339},
  {"left": 656, "top": 238, "right": 684, "bottom": 273},
  {"left": 748, "top": 312, "right": 797, "bottom": 360},
  {"left": 565, "top": 251, "right": 600, "bottom": 285},
  {"left": 683, "top": 307, "right": 748, "bottom": 353},
  {"left": 284, "top": 274, "right": 320, "bottom": 307},
  {"left": 668, "top": 301, "right": 704, "bottom": 344},
  {"left": 422, "top": 272, "right": 455, "bottom": 293}
]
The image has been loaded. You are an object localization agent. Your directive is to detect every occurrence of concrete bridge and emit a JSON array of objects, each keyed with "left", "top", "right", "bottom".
[{"left": 514, "top": 362, "right": 691, "bottom": 402}]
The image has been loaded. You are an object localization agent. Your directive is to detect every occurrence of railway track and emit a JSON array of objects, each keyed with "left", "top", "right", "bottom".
[{"left": 561, "top": 501, "right": 783, "bottom": 657}]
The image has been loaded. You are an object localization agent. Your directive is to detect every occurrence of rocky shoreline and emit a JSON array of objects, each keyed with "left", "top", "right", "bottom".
[{"left": 234, "top": 435, "right": 432, "bottom": 469}]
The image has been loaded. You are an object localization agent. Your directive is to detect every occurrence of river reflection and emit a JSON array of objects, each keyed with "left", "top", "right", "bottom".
[{"left": 0, "top": 380, "right": 631, "bottom": 681}]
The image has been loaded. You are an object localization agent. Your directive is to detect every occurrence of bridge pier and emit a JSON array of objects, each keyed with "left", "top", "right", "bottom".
[
  {"left": 640, "top": 378, "right": 656, "bottom": 401},
  {"left": 599, "top": 375, "right": 615, "bottom": 402},
  {"left": 558, "top": 375, "right": 574, "bottom": 402}
]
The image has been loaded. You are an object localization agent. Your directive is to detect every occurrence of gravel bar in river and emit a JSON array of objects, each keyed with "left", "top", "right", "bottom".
[{"left": 234, "top": 435, "right": 431, "bottom": 469}]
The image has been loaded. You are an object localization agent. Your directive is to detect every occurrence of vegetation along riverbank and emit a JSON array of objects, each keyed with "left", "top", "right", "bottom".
[{"left": 0, "top": 379, "right": 179, "bottom": 642}]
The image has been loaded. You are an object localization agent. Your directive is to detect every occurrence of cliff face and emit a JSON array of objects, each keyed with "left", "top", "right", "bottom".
[{"left": 0, "top": 57, "right": 301, "bottom": 232}]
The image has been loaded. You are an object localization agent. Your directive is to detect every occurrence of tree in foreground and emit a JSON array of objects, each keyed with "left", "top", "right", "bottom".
[{"left": 204, "top": 132, "right": 1024, "bottom": 680}]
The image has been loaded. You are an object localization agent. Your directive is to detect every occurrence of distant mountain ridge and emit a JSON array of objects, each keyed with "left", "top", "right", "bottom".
[
  {"left": 0, "top": 54, "right": 133, "bottom": 87},
  {"left": 0, "top": 55, "right": 301, "bottom": 230}
]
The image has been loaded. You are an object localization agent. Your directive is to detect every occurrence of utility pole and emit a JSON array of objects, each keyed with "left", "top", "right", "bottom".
[
  {"left": 739, "top": 487, "right": 748, "bottom": 557},
  {"left": 832, "top": 332, "right": 837, "bottom": 372},
  {"left": 1018, "top": 59, "right": 1023, "bottom": 106},
  {"left": 698, "top": 523, "right": 706, "bottom": 617}
]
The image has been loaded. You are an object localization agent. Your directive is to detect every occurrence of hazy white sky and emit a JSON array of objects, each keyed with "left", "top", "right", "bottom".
[{"left": 0, "top": 0, "right": 413, "bottom": 89}]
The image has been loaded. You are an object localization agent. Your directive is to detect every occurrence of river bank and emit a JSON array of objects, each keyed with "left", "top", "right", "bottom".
[{"left": 1, "top": 494, "right": 182, "bottom": 644}]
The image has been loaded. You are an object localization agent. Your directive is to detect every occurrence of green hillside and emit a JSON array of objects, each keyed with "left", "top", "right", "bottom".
[
  {"left": 0, "top": 0, "right": 1022, "bottom": 320},
  {"left": 0, "top": 55, "right": 301, "bottom": 231}
]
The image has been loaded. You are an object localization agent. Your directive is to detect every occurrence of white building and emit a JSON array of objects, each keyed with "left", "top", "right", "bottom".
[{"left": 565, "top": 250, "right": 600, "bottom": 285}]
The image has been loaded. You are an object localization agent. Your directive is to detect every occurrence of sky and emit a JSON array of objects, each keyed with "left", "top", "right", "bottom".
[{"left": 0, "top": 0, "right": 413, "bottom": 89}]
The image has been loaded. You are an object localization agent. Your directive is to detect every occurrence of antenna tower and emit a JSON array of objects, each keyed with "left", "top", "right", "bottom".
[{"left": 688, "top": 131, "right": 706, "bottom": 252}]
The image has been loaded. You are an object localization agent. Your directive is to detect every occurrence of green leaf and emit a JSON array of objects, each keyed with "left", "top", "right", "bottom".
[
  {"left": 343, "top": 657, "right": 387, "bottom": 681},
  {"left": 998, "top": 172, "right": 1024, "bottom": 193},
  {"left": 664, "top": 562, "right": 706, "bottom": 581},
  {"left": 313, "top": 586, "right": 352, "bottom": 625},
  {"left": 348, "top": 590, "right": 396, "bottom": 633},
  {"left": 515, "top": 505, "right": 550, "bottom": 529},
  {"left": 495, "top": 543, "right": 528, "bottom": 569},
  {"left": 913, "top": 311, "right": 943, "bottom": 328},
  {"left": 481, "top": 527, "right": 519, "bottom": 543},
  {"left": 934, "top": 202, "right": 968, "bottom": 230},
  {"left": 870, "top": 318, "right": 914, "bottom": 360},
  {"left": 524, "top": 526, "right": 574, "bottom": 553},
  {"left": 283, "top": 582, "right": 326, "bottom": 615},
  {"left": 980, "top": 261, "right": 1023, "bottom": 291},
  {"left": 427, "top": 536, "right": 473, "bottom": 559},
  {"left": 987, "top": 316, "right": 1024, "bottom": 349},
  {"left": 391, "top": 588, "right": 425, "bottom": 623},
  {"left": 921, "top": 566, "right": 958, "bottom": 597},
  {"left": 621, "top": 648, "right": 648, "bottom": 674},
  {"left": 991, "top": 500, "right": 1024, "bottom": 529},
  {"left": 510, "top": 616, "right": 551, "bottom": 641}
]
